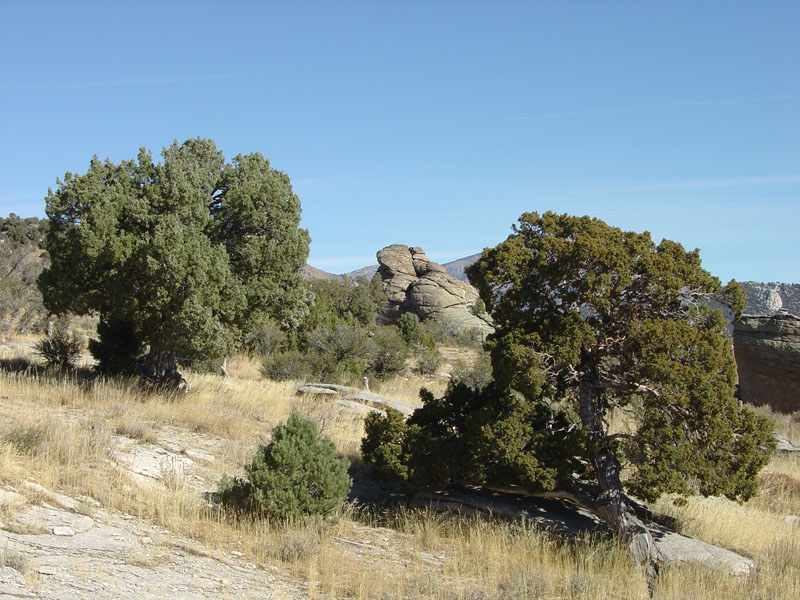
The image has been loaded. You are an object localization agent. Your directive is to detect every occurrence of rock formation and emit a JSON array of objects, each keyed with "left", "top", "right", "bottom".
[
  {"left": 741, "top": 282, "right": 800, "bottom": 316},
  {"left": 733, "top": 312, "right": 800, "bottom": 413},
  {"left": 375, "top": 244, "right": 494, "bottom": 337}
]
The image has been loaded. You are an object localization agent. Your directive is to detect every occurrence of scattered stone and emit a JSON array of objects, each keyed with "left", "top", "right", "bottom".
[
  {"left": 375, "top": 244, "right": 494, "bottom": 337},
  {"left": 52, "top": 526, "right": 76, "bottom": 537},
  {"left": 785, "top": 515, "right": 800, "bottom": 526}
]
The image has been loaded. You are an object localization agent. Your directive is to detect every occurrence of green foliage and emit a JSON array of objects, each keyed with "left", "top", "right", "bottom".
[
  {"left": 397, "top": 312, "right": 422, "bottom": 344},
  {"left": 263, "top": 322, "right": 409, "bottom": 384},
  {"left": 361, "top": 408, "right": 411, "bottom": 480},
  {"left": 450, "top": 351, "right": 494, "bottom": 392},
  {"left": 260, "top": 349, "right": 312, "bottom": 382},
  {"left": 305, "top": 322, "right": 375, "bottom": 381},
  {"left": 369, "top": 326, "right": 410, "bottom": 378},
  {"left": 219, "top": 413, "right": 351, "bottom": 519},
  {"left": 308, "top": 275, "right": 387, "bottom": 329},
  {"left": 2, "top": 426, "right": 46, "bottom": 455},
  {"left": 466, "top": 211, "right": 773, "bottom": 504},
  {"left": 244, "top": 319, "right": 287, "bottom": 357},
  {"left": 416, "top": 347, "right": 443, "bottom": 375},
  {"left": 0, "top": 214, "right": 48, "bottom": 333},
  {"left": 89, "top": 317, "right": 144, "bottom": 375},
  {"left": 361, "top": 383, "right": 580, "bottom": 491},
  {"left": 34, "top": 321, "right": 83, "bottom": 370},
  {"left": 37, "top": 139, "right": 310, "bottom": 379}
]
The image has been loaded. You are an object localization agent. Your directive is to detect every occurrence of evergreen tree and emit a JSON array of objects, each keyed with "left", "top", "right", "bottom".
[
  {"left": 466, "top": 211, "right": 773, "bottom": 570},
  {"left": 38, "top": 139, "right": 310, "bottom": 384},
  {"left": 363, "top": 211, "right": 774, "bottom": 577},
  {"left": 219, "top": 412, "right": 352, "bottom": 519}
]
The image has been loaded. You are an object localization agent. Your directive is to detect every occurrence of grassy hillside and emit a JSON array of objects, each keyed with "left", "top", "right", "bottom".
[{"left": 1, "top": 340, "right": 798, "bottom": 599}]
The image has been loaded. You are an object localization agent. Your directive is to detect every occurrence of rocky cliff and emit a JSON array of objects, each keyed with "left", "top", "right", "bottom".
[
  {"left": 733, "top": 313, "right": 800, "bottom": 413},
  {"left": 740, "top": 282, "right": 800, "bottom": 316},
  {"left": 375, "top": 244, "right": 494, "bottom": 337}
]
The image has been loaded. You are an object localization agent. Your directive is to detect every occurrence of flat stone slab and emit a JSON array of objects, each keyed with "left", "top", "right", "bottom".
[
  {"left": 299, "top": 384, "right": 417, "bottom": 416},
  {"left": 334, "top": 399, "right": 385, "bottom": 416},
  {"left": 12, "top": 505, "right": 95, "bottom": 535},
  {"left": 296, "top": 385, "right": 338, "bottom": 396},
  {"left": 113, "top": 437, "right": 197, "bottom": 483},
  {"left": 401, "top": 486, "right": 755, "bottom": 576}
]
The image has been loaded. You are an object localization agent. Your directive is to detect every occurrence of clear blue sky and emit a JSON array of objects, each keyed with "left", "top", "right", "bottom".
[{"left": 1, "top": 1, "right": 798, "bottom": 282}]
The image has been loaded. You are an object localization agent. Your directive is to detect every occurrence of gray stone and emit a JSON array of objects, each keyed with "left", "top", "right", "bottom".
[
  {"left": 375, "top": 244, "right": 493, "bottom": 337},
  {"left": 295, "top": 385, "right": 338, "bottom": 396}
]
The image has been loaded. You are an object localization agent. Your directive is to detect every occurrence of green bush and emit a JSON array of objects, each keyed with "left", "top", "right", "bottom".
[
  {"left": 450, "top": 351, "right": 494, "bottom": 391},
  {"left": 416, "top": 347, "right": 443, "bottom": 375},
  {"left": 34, "top": 322, "right": 83, "bottom": 370},
  {"left": 245, "top": 319, "right": 287, "bottom": 357},
  {"left": 361, "top": 408, "right": 412, "bottom": 480},
  {"left": 396, "top": 312, "right": 421, "bottom": 344},
  {"left": 219, "top": 412, "right": 352, "bottom": 519},
  {"left": 261, "top": 350, "right": 312, "bottom": 381},
  {"left": 369, "top": 326, "right": 410, "bottom": 378}
]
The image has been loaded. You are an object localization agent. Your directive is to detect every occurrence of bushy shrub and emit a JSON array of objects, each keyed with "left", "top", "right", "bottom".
[
  {"left": 450, "top": 351, "right": 494, "bottom": 391},
  {"left": 361, "top": 383, "right": 580, "bottom": 492},
  {"left": 369, "top": 326, "right": 410, "bottom": 378},
  {"left": 89, "top": 317, "right": 144, "bottom": 375},
  {"left": 245, "top": 319, "right": 286, "bottom": 357},
  {"left": 361, "top": 408, "right": 411, "bottom": 480},
  {"left": 396, "top": 312, "right": 421, "bottom": 344},
  {"left": 34, "top": 322, "right": 83, "bottom": 370},
  {"left": 261, "top": 350, "right": 312, "bottom": 381},
  {"left": 416, "top": 347, "right": 443, "bottom": 375},
  {"left": 219, "top": 412, "right": 352, "bottom": 519}
]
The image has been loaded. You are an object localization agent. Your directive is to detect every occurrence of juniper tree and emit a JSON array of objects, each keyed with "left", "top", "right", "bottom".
[
  {"left": 38, "top": 139, "right": 310, "bottom": 384},
  {"left": 466, "top": 211, "right": 774, "bottom": 570}
]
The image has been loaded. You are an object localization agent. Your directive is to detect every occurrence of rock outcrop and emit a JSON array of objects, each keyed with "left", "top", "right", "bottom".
[
  {"left": 741, "top": 282, "right": 800, "bottom": 316},
  {"left": 733, "top": 312, "right": 800, "bottom": 413},
  {"left": 375, "top": 244, "right": 494, "bottom": 338}
]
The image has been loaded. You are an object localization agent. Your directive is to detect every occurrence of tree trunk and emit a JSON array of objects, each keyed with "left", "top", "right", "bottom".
[
  {"left": 579, "top": 376, "right": 661, "bottom": 586},
  {"left": 139, "top": 347, "right": 189, "bottom": 393}
]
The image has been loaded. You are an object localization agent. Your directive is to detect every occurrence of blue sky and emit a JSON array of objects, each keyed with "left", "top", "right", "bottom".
[{"left": 1, "top": 1, "right": 798, "bottom": 282}]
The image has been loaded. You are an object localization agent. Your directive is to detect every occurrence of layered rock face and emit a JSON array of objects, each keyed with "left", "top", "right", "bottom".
[
  {"left": 733, "top": 312, "right": 800, "bottom": 413},
  {"left": 376, "top": 244, "right": 494, "bottom": 337}
]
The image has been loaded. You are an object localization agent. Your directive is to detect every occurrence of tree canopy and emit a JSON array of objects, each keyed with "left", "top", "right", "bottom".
[
  {"left": 467, "top": 211, "right": 773, "bottom": 567},
  {"left": 38, "top": 139, "right": 310, "bottom": 382},
  {"left": 363, "top": 211, "right": 773, "bottom": 574}
]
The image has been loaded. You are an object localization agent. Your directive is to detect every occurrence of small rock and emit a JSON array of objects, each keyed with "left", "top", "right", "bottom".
[
  {"left": 785, "top": 515, "right": 800, "bottom": 526},
  {"left": 52, "top": 526, "right": 75, "bottom": 536},
  {"left": 141, "top": 536, "right": 152, "bottom": 544},
  {"left": 296, "top": 385, "right": 338, "bottom": 396}
]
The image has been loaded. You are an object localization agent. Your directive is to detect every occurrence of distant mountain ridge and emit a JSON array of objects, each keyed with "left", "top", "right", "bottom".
[{"left": 304, "top": 253, "right": 800, "bottom": 317}]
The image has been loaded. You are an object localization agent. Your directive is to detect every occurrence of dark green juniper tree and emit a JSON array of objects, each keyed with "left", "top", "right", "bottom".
[
  {"left": 38, "top": 139, "right": 311, "bottom": 385},
  {"left": 466, "top": 212, "right": 773, "bottom": 569},
  {"left": 363, "top": 211, "right": 773, "bottom": 575}
]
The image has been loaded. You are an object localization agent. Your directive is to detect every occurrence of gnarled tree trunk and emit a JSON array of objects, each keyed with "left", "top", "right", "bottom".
[
  {"left": 138, "top": 347, "right": 189, "bottom": 393},
  {"left": 579, "top": 377, "right": 661, "bottom": 585}
]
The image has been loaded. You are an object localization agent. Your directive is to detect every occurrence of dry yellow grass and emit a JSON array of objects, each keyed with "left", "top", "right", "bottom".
[{"left": 1, "top": 340, "right": 798, "bottom": 599}]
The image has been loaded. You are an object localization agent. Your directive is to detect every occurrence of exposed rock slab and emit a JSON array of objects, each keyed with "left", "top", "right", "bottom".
[
  {"left": 733, "top": 313, "right": 800, "bottom": 413},
  {"left": 0, "top": 489, "right": 306, "bottom": 599},
  {"left": 375, "top": 244, "right": 493, "bottom": 337},
  {"left": 298, "top": 383, "right": 416, "bottom": 416},
  {"left": 404, "top": 486, "right": 754, "bottom": 575}
]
